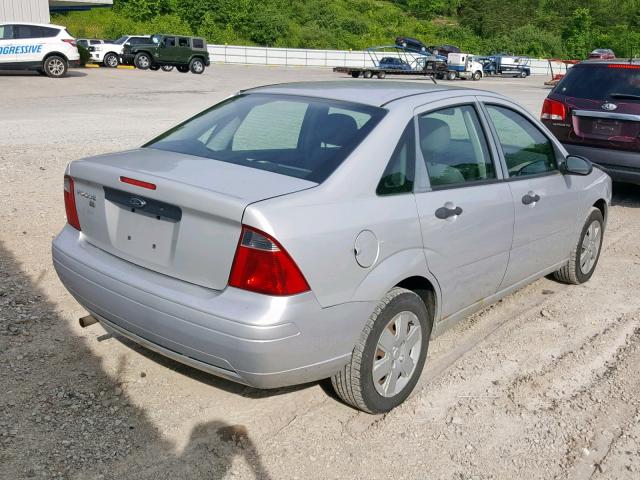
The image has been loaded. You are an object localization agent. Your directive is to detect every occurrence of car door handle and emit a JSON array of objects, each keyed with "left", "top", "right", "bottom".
[
  {"left": 522, "top": 193, "right": 541, "bottom": 205},
  {"left": 435, "top": 205, "right": 463, "bottom": 219}
]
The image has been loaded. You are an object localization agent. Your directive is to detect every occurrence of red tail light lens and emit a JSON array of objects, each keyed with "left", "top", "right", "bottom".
[
  {"left": 608, "top": 64, "right": 640, "bottom": 69},
  {"left": 541, "top": 98, "right": 567, "bottom": 121},
  {"left": 229, "top": 226, "right": 310, "bottom": 296},
  {"left": 63, "top": 175, "right": 81, "bottom": 230},
  {"left": 62, "top": 39, "right": 77, "bottom": 48}
]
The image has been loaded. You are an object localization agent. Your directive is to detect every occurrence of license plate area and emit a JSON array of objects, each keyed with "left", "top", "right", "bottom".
[
  {"left": 104, "top": 187, "right": 181, "bottom": 266},
  {"left": 592, "top": 119, "right": 622, "bottom": 137}
]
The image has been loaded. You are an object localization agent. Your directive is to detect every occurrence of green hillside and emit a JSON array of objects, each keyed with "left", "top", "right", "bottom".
[{"left": 53, "top": 0, "right": 640, "bottom": 58}]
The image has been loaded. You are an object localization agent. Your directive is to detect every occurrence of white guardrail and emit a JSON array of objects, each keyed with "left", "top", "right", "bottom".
[{"left": 207, "top": 44, "right": 572, "bottom": 76}]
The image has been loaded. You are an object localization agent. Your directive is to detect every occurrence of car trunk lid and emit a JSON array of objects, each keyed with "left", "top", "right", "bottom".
[{"left": 68, "top": 148, "right": 316, "bottom": 291}]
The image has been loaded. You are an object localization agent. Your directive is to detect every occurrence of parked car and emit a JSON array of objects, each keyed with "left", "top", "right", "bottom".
[
  {"left": 588, "top": 49, "right": 615, "bottom": 60},
  {"left": 120, "top": 34, "right": 209, "bottom": 74},
  {"left": 87, "top": 35, "right": 151, "bottom": 68},
  {"left": 541, "top": 59, "right": 640, "bottom": 185},
  {"left": 53, "top": 82, "right": 611, "bottom": 414},
  {"left": 378, "top": 57, "right": 413, "bottom": 71},
  {"left": 77, "top": 38, "right": 108, "bottom": 49},
  {"left": 0, "top": 22, "right": 79, "bottom": 78},
  {"left": 431, "top": 44, "right": 461, "bottom": 57},
  {"left": 395, "top": 36, "right": 427, "bottom": 52}
]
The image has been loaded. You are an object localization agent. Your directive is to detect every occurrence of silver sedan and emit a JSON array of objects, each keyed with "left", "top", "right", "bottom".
[{"left": 52, "top": 81, "right": 611, "bottom": 413}]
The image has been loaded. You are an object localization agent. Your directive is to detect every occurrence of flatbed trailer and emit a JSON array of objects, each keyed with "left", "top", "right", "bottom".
[
  {"left": 334, "top": 45, "right": 447, "bottom": 80},
  {"left": 333, "top": 65, "right": 443, "bottom": 79}
]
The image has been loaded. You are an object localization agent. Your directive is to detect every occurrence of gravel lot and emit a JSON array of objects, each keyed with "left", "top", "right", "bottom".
[{"left": 1, "top": 66, "right": 639, "bottom": 480}]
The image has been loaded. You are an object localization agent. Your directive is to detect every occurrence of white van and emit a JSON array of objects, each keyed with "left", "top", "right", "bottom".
[{"left": 0, "top": 22, "right": 80, "bottom": 78}]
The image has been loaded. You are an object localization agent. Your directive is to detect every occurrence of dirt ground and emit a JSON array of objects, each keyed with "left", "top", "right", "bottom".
[{"left": 1, "top": 66, "right": 639, "bottom": 480}]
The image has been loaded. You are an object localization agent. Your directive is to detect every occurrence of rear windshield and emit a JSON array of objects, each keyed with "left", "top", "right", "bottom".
[
  {"left": 146, "top": 94, "right": 386, "bottom": 183},
  {"left": 556, "top": 64, "right": 640, "bottom": 100}
]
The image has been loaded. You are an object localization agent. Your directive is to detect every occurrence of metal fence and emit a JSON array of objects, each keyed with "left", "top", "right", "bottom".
[{"left": 207, "top": 44, "right": 572, "bottom": 77}]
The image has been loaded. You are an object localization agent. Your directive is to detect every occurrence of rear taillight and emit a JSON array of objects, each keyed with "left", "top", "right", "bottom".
[
  {"left": 229, "top": 226, "right": 310, "bottom": 296},
  {"left": 62, "top": 38, "right": 77, "bottom": 48},
  {"left": 541, "top": 98, "right": 567, "bottom": 121},
  {"left": 63, "top": 175, "right": 81, "bottom": 230}
]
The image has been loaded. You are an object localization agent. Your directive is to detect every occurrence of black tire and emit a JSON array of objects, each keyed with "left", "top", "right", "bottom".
[
  {"left": 162, "top": 65, "right": 174, "bottom": 72},
  {"left": 103, "top": 52, "right": 119, "bottom": 68},
  {"left": 363, "top": 70, "right": 373, "bottom": 79},
  {"left": 43, "top": 55, "right": 68, "bottom": 78},
  {"left": 331, "top": 287, "right": 432, "bottom": 414},
  {"left": 446, "top": 71, "right": 457, "bottom": 81},
  {"left": 472, "top": 71, "right": 482, "bottom": 81},
  {"left": 177, "top": 65, "right": 189, "bottom": 73},
  {"left": 351, "top": 71, "right": 360, "bottom": 78},
  {"left": 376, "top": 71, "right": 386, "bottom": 79},
  {"left": 189, "top": 57, "right": 205, "bottom": 74},
  {"left": 149, "top": 65, "right": 160, "bottom": 71},
  {"left": 554, "top": 208, "right": 604, "bottom": 285},
  {"left": 134, "top": 52, "right": 151, "bottom": 70},
  {"left": 519, "top": 70, "right": 527, "bottom": 78}
]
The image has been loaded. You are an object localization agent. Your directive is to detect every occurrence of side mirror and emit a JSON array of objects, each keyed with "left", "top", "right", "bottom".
[{"left": 561, "top": 155, "right": 593, "bottom": 176}]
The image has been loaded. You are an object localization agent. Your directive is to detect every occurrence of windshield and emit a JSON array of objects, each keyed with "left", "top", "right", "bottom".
[
  {"left": 113, "top": 36, "right": 128, "bottom": 44},
  {"left": 556, "top": 65, "right": 640, "bottom": 100},
  {"left": 145, "top": 94, "right": 386, "bottom": 183}
]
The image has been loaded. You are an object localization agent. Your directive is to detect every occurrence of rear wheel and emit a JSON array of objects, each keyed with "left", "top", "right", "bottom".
[
  {"left": 189, "top": 57, "right": 205, "bottom": 74},
  {"left": 363, "top": 70, "right": 373, "bottom": 79},
  {"left": 554, "top": 208, "right": 604, "bottom": 284},
  {"left": 519, "top": 70, "right": 527, "bottom": 78},
  {"left": 331, "top": 287, "right": 431, "bottom": 413},
  {"left": 134, "top": 52, "right": 151, "bottom": 70},
  {"left": 103, "top": 53, "right": 118, "bottom": 68},
  {"left": 446, "top": 71, "right": 457, "bottom": 81},
  {"left": 43, "top": 55, "right": 67, "bottom": 78},
  {"left": 376, "top": 71, "right": 386, "bottom": 79},
  {"left": 350, "top": 71, "right": 360, "bottom": 78}
]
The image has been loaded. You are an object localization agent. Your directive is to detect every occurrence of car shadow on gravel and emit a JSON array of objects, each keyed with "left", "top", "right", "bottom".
[
  {"left": 612, "top": 183, "right": 640, "bottom": 207},
  {"left": 0, "top": 240, "right": 271, "bottom": 479}
]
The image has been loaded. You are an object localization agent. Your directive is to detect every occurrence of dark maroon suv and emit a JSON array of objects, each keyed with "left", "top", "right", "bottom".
[{"left": 541, "top": 60, "right": 640, "bottom": 185}]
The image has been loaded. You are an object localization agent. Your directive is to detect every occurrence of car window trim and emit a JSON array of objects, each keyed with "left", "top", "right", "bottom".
[
  {"left": 477, "top": 99, "right": 563, "bottom": 180},
  {"left": 375, "top": 118, "right": 416, "bottom": 197},
  {"left": 412, "top": 99, "right": 503, "bottom": 192}
]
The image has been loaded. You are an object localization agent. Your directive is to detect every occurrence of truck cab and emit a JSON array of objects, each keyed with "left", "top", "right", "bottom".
[{"left": 445, "top": 53, "right": 484, "bottom": 81}]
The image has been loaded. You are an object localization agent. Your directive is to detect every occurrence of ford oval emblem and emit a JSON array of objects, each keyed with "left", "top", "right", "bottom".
[
  {"left": 602, "top": 103, "right": 618, "bottom": 111},
  {"left": 130, "top": 197, "right": 146, "bottom": 208}
]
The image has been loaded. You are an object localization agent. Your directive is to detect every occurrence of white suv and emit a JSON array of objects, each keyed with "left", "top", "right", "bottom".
[
  {"left": 88, "top": 35, "right": 151, "bottom": 68},
  {"left": 0, "top": 22, "right": 80, "bottom": 78}
]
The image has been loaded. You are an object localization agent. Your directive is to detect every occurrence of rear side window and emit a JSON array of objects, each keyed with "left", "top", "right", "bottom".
[
  {"left": 90, "top": 39, "right": 101, "bottom": 45},
  {"left": 556, "top": 65, "right": 640, "bottom": 100},
  {"left": 418, "top": 105, "right": 495, "bottom": 188},
  {"left": 377, "top": 121, "right": 415, "bottom": 195},
  {"left": 146, "top": 94, "right": 385, "bottom": 183},
  {"left": 178, "top": 37, "right": 190, "bottom": 47},
  {"left": 486, "top": 105, "right": 557, "bottom": 177},
  {"left": 39, "top": 27, "right": 59, "bottom": 38},
  {"left": 193, "top": 38, "right": 205, "bottom": 49},
  {"left": 0, "top": 25, "right": 14, "bottom": 40}
]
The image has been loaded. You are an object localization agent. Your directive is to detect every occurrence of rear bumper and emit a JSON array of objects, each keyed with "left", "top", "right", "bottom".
[
  {"left": 52, "top": 225, "right": 374, "bottom": 388},
  {"left": 564, "top": 143, "right": 640, "bottom": 185},
  {"left": 119, "top": 53, "right": 135, "bottom": 65}
]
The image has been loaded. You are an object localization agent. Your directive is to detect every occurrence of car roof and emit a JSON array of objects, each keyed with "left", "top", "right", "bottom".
[
  {"left": 243, "top": 81, "right": 469, "bottom": 107},
  {"left": 0, "top": 22, "right": 64, "bottom": 29}
]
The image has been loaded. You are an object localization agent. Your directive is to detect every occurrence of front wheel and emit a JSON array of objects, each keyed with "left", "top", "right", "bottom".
[
  {"left": 554, "top": 208, "right": 604, "bottom": 284},
  {"left": 134, "top": 52, "right": 151, "bottom": 70},
  {"left": 103, "top": 53, "right": 118, "bottom": 68},
  {"left": 446, "top": 71, "right": 457, "bottom": 81},
  {"left": 331, "top": 287, "right": 431, "bottom": 413},
  {"left": 189, "top": 58, "right": 205, "bottom": 74},
  {"left": 43, "top": 55, "right": 68, "bottom": 78},
  {"left": 472, "top": 71, "right": 482, "bottom": 81}
]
